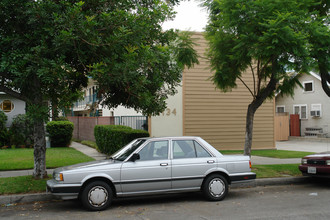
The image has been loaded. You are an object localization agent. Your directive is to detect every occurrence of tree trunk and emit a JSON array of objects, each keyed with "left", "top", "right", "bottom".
[
  {"left": 244, "top": 104, "right": 256, "bottom": 156},
  {"left": 33, "top": 119, "right": 47, "bottom": 179},
  {"left": 244, "top": 67, "right": 277, "bottom": 156},
  {"left": 32, "top": 77, "right": 48, "bottom": 179},
  {"left": 320, "top": 66, "right": 330, "bottom": 97}
]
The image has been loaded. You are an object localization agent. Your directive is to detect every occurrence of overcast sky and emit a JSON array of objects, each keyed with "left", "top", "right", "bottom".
[{"left": 162, "top": 1, "right": 208, "bottom": 32}]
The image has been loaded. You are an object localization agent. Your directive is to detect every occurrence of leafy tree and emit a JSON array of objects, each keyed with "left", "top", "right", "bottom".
[
  {"left": 203, "top": 0, "right": 328, "bottom": 156},
  {"left": 0, "top": 111, "right": 9, "bottom": 147},
  {"left": 306, "top": 0, "right": 330, "bottom": 97},
  {"left": 0, "top": 0, "right": 198, "bottom": 178},
  {"left": 9, "top": 114, "right": 34, "bottom": 147}
]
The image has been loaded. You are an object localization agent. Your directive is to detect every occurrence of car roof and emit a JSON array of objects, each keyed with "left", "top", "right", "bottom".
[{"left": 138, "top": 136, "right": 201, "bottom": 141}]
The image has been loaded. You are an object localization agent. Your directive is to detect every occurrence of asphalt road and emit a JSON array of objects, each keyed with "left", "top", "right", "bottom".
[{"left": 1, "top": 179, "right": 330, "bottom": 220}]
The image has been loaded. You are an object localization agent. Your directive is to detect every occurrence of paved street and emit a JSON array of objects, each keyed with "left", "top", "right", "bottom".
[{"left": 1, "top": 179, "right": 330, "bottom": 220}]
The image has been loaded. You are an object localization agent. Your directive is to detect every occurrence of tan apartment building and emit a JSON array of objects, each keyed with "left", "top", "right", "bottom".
[{"left": 150, "top": 32, "right": 275, "bottom": 150}]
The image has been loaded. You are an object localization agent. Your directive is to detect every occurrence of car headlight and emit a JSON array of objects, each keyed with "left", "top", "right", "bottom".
[
  {"left": 326, "top": 160, "right": 330, "bottom": 166},
  {"left": 54, "top": 173, "right": 64, "bottom": 181},
  {"left": 302, "top": 159, "right": 307, "bottom": 165}
]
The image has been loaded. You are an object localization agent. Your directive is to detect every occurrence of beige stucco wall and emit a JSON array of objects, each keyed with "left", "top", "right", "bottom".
[
  {"left": 150, "top": 32, "right": 275, "bottom": 150},
  {"left": 182, "top": 33, "right": 275, "bottom": 150},
  {"left": 150, "top": 84, "right": 183, "bottom": 137}
]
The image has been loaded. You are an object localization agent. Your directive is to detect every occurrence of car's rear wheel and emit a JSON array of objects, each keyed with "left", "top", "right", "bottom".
[
  {"left": 202, "top": 174, "right": 228, "bottom": 201},
  {"left": 80, "top": 181, "right": 113, "bottom": 211}
]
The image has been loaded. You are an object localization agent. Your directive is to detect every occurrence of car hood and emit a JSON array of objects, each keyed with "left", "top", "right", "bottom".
[
  {"left": 304, "top": 152, "right": 330, "bottom": 160},
  {"left": 54, "top": 159, "right": 120, "bottom": 173}
]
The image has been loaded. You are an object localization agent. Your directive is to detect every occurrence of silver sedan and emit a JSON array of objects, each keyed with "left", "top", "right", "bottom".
[{"left": 47, "top": 136, "right": 256, "bottom": 211}]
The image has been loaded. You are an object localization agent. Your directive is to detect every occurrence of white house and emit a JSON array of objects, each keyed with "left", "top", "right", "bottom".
[
  {"left": 276, "top": 72, "right": 330, "bottom": 138},
  {"left": 0, "top": 92, "right": 26, "bottom": 127}
]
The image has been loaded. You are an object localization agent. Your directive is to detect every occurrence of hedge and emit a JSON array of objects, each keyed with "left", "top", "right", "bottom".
[
  {"left": 94, "top": 125, "right": 149, "bottom": 155},
  {"left": 46, "top": 121, "right": 74, "bottom": 147}
]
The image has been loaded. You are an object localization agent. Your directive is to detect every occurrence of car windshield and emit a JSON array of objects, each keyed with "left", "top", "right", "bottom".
[{"left": 111, "top": 139, "right": 146, "bottom": 161}]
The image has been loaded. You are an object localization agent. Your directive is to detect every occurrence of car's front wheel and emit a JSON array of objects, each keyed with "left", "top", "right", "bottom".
[
  {"left": 80, "top": 181, "right": 113, "bottom": 211},
  {"left": 202, "top": 174, "right": 228, "bottom": 201}
]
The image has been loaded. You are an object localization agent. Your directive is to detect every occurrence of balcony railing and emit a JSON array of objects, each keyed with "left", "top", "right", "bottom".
[{"left": 73, "top": 94, "right": 99, "bottom": 110}]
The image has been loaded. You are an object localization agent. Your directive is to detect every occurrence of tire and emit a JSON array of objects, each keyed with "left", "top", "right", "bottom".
[
  {"left": 80, "top": 181, "right": 113, "bottom": 211},
  {"left": 202, "top": 174, "right": 228, "bottom": 201}
]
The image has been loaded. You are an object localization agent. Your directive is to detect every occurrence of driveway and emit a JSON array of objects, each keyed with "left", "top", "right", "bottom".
[{"left": 276, "top": 139, "right": 330, "bottom": 153}]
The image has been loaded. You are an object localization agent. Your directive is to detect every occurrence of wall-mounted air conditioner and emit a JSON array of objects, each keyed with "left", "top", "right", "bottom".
[{"left": 310, "top": 110, "right": 320, "bottom": 117}]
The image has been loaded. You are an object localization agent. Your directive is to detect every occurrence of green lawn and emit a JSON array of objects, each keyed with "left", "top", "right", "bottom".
[
  {"left": 0, "top": 175, "right": 51, "bottom": 195},
  {"left": 220, "top": 149, "right": 314, "bottom": 159},
  {"left": 0, "top": 148, "right": 95, "bottom": 171},
  {"left": 252, "top": 164, "right": 302, "bottom": 178}
]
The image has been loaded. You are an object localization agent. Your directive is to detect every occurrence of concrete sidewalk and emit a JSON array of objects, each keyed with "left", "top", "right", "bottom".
[
  {"left": 70, "top": 141, "right": 107, "bottom": 160},
  {"left": 251, "top": 156, "right": 301, "bottom": 165}
]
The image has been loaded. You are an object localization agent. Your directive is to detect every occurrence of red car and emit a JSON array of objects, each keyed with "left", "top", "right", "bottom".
[{"left": 299, "top": 152, "right": 330, "bottom": 177}]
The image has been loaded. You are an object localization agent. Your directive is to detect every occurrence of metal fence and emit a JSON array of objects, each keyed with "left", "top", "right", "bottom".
[
  {"left": 67, "top": 116, "right": 148, "bottom": 142},
  {"left": 115, "top": 116, "right": 148, "bottom": 131}
]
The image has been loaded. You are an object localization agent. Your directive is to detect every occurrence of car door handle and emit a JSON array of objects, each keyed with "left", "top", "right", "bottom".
[
  {"left": 207, "top": 160, "right": 215, "bottom": 164},
  {"left": 160, "top": 163, "right": 168, "bottom": 166}
]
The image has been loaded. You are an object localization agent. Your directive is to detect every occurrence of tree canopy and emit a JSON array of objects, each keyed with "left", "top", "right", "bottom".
[
  {"left": 0, "top": 0, "right": 198, "bottom": 178},
  {"left": 203, "top": 0, "right": 329, "bottom": 155}
]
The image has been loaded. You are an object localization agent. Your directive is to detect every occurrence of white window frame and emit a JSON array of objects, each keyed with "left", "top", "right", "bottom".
[
  {"left": 303, "top": 80, "right": 314, "bottom": 93},
  {"left": 276, "top": 105, "right": 285, "bottom": 113},
  {"left": 293, "top": 104, "right": 308, "bottom": 119}
]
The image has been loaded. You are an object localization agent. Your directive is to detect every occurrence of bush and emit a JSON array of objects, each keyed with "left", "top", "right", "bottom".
[
  {"left": 0, "top": 111, "right": 9, "bottom": 147},
  {"left": 55, "top": 116, "right": 69, "bottom": 121},
  {"left": 46, "top": 121, "right": 74, "bottom": 147},
  {"left": 94, "top": 125, "right": 149, "bottom": 155},
  {"left": 9, "top": 114, "right": 34, "bottom": 147}
]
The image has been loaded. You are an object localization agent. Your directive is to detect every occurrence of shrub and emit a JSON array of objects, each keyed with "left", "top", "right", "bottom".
[
  {"left": 46, "top": 121, "right": 74, "bottom": 147},
  {"left": 9, "top": 114, "right": 34, "bottom": 147},
  {"left": 94, "top": 125, "right": 149, "bottom": 155},
  {"left": 0, "top": 111, "right": 9, "bottom": 147},
  {"left": 55, "top": 116, "right": 69, "bottom": 121}
]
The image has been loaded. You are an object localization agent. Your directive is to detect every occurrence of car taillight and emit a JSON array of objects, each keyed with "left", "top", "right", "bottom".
[{"left": 249, "top": 161, "right": 252, "bottom": 169}]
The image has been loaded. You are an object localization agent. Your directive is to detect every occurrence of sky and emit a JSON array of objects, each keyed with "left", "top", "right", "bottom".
[{"left": 162, "top": 1, "right": 209, "bottom": 32}]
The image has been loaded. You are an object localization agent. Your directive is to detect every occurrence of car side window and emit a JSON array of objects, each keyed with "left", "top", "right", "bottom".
[
  {"left": 194, "top": 141, "right": 212, "bottom": 158},
  {"left": 138, "top": 141, "right": 168, "bottom": 161},
  {"left": 173, "top": 140, "right": 211, "bottom": 159}
]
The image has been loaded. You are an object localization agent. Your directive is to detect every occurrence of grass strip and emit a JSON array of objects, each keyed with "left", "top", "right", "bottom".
[
  {"left": 80, "top": 140, "right": 98, "bottom": 150},
  {"left": 0, "top": 175, "right": 51, "bottom": 195},
  {"left": 0, "top": 148, "right": 94, "bottom": 171},
  {"left": 252, "top": 164, "right": 301, "bottom": 178},
  {"left": 221, "top": 149, "right": 314, "bottom": 159}
]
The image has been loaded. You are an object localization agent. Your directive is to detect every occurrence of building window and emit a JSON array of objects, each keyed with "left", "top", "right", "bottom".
[
  {"left": 276, "top": 105, "right": 285, "bottom": 113},
  {"left": 0, "top": 100, "right": 14, "bottom": 113},
  {"left": 303, "top": 81, "right": 314, "bottom": 92},
  {"left": 310, "top": 104, "right": 322, "bottom": 117},
  {"left": 293, "top": 104, "right": 308, "bottom": 119}
]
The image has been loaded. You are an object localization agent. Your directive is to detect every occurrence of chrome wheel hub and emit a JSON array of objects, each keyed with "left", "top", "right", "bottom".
[
  {"left": 209, "top": 178, "right": 225, "bottom": 197},
  {"left": 88, "top": 186, "right": 108, "bottom": 207}
]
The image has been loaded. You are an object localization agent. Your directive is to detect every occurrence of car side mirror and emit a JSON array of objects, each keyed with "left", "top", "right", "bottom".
[{"left": 130, "top": 153, "right": 140, "bottom": 162}]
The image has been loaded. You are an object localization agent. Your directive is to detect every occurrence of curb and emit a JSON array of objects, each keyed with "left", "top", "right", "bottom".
[
  {"left": 230, "top": 176, "right": 309, "bottom": 188},
  {"left": 0, "top": 176, "right": 310, "bottom": 206},
  {"left": 0, "top": 193, "right": 54, "bottom": 206}
]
